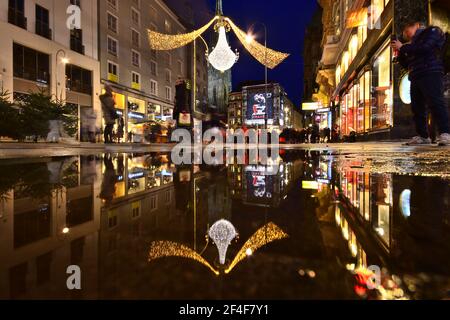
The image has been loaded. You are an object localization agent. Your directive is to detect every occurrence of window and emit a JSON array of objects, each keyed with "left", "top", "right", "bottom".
[
  {"left": 165, "top": 86, "right": 171, "bottom": 100},
  {"left": 107, "top": 12, "right": 118, "bottom": 33},
  {"left": 132, "top": 72, "right": 141, "bottom": 90},
  {"left": 165, "top": 69, "right": 171, "bottom": 83},
  {"left": 13, "top": 43, "right": 50, "bottom": 84},
  {"left": 150, "top": 6, "right": 157, "bottom": 21},
  {"left": 131, "top": 29, "right": 140, "bottom": 48},
  {"left": 107, "top": 61, "right": 118, "bottom": 82},
  {"left": 107, "top": 0, "right": 117, "bottom": 9},
  {"left": 165, "top": 52, "right": 171, "bottom": 66},
  {"left": 8, "top": 0, "right": 27, "bottom": 29},
  {"left": 150, "top": 196, "right": 157, "bottom": 211},
  {"left": 70, "top": 28, "right": 84, "bottom": 54},
  {"left": 150, "top": 49, "right": 157, "bottom": 59},
  {"left": 107, "top": 36, "right": 118, "bottom": 56},
  {"left": 132, "top": 50, "right": 140, "bottom": 67},
  {"left": 372, "top": 44, "right": 392, "bottom": 130},
  {"left": 165, "top": 190, "right": 171, "bottom": 203},
  {"left": 65, "top": 64, "right": 92, "bottom": 94},
  {"left": 165, "top": 20, "right": 171, "bottom": 33},
  {"left": 177, "top": 60, "right": 183, "bottom": 75},
  {"left": 150, "top": 61, "right": 157, "bottom": 76},
  {"left": 150, "top": 80, "right": 158, "bottom": 95},
  {"left": 35, "top": 5, "right": 51, "bottom": 39},
  {"left": 131, "top": 8, "right": 140, "bottom": 25}
]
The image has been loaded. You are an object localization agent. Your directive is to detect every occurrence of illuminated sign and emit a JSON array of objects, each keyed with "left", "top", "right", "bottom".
[
  {"left": 346, "top": 7, "right": 368, "bottom": 29},
  {"left": 302, "top": 181, "right": 319, "bottom": 190},
  {"left": 302, "top": 102, "right": 321, "bottom": 111},
  {"left": 316, "top": 108, "right": 330, "bottom": 113},
  {"left": 399, "top": 73, "right": 411, "bottom": 105},
  {"left": 128, "top": 112, "right": 145, "bottom": 120},
  {"left": 128, "top": 172, "right": 145, "bottom": 179},
  {"left": 246, "top": 89, "right": 274, "bottom": 125}
]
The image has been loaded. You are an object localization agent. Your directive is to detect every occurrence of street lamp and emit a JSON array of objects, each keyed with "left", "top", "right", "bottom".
[
  {"left": 193, "top": 35, "right": 209, "bottom": 116},
  {"left": 55, "top": 49, "right": 68, "bottom": 99},
  {"left": 247, "top": 22, "right": 268, "bottom": 135}
]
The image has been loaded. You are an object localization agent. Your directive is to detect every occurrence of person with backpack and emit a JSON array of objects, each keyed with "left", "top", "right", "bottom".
[{"left": 393, "top": 20, "right": 450, "bottom": 146}]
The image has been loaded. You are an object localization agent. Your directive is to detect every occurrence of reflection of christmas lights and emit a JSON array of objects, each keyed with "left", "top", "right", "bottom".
[
  {"left": 208, "top": 219, "right": 238, "bottom": 265},
  {"left": 148, "top": 222, "right": 289, "bottom": 276}
]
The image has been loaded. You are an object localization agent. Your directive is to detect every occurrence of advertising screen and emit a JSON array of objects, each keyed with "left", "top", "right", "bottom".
[{"left": 246, "top": 88, "right": 273, "bottom": 125}]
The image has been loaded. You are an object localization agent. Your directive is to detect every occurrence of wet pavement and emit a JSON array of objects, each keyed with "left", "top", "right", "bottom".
[{"left": 0, "top": 149, "right": 449, "bottom": 300}]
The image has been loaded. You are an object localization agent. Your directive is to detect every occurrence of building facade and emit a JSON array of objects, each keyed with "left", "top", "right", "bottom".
[
  {"left": 313, "top": 0, "right": 449, "bottom": 141},
  {"left": 227, "top": 83, "right": 302, "bottom": 132},
  {"left": 98, "top": 0, "right": 192, "bottom": 142},
  {"left": 0, "top": 0, "right": 101, "bottom": 141}
]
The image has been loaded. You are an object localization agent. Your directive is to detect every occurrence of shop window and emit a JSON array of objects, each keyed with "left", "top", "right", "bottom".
[
  {"left": 162, "top": 106, "right": 173, "bottom": 120},
  {"left": 148, "top": 103, "right": 161, "bottom": 120},
  {"left": 372, "top": 45, "right": 392, "bottom": 130},
  {"left": 335, "top": 65, "right": 341, "bottom": 85},
  {"left": 349, "top": 34, "right": 358, "bottom": 61},
  {"left": 128, "top": 96, "right": 145, "bottom": 114}
]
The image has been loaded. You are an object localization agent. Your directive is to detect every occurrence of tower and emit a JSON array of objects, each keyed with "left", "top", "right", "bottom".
[{"left": 216, "top": 0, "right": 223, "bottom": 15}]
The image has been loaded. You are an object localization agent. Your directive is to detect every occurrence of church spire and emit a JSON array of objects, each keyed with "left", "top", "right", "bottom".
[{"left": 216, "top": 0, "right": 223, "bottom": 16}]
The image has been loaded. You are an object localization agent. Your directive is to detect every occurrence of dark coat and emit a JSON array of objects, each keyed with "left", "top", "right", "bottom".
[
  {"left": 100, "top": 93, "right": 117, "bottom": 125},
  {"left": 399, "top": 27, "right": 446, "bottom": 81}
]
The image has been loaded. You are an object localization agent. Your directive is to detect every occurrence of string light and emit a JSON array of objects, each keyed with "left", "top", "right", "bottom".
[
  {"left": 147, "top": 15, "right": 289, "bottom": 70},
  {"left": 226, "top": 18, "right": 290, "bottom": 69},
  {"left": 147, "top": 17, "right": 218, "bottom": 51},
  {"left": 148, "top": 241, "right": 219, "bottom": 275},
  {"left": 225, "top": 222, "right": 289, "bottom": 274}
]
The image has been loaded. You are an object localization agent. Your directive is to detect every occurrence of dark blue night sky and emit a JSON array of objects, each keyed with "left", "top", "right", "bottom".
[{"left": 207, "top": 0, "right": 319, "bottom": 106}]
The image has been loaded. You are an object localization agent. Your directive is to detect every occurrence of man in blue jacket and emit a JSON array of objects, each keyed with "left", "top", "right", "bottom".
[{"left": 393, "top": 20, "right": 449, "bottom": 146}]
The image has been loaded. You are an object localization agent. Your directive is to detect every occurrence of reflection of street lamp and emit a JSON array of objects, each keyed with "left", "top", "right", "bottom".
[
  {"left": 193, "top": 35, "right": 209, "bottom": 115},
  {"left": 56, "top": 49, "right": 69, "bottom": 99},
  {"left": 247, "top": 22, "right": 268, "bottom": 132}
]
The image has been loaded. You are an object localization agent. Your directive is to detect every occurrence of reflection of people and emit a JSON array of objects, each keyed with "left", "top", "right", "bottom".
[
  {"left": 99, "top": 85, "right": 118, "bottom": 144},
  {"left": 99, "top": 154, "right": 118, "bottom": 206},
  {"left": 394, "top": 20, "right": 449, "bottom": 146},
  {"left": 117, "top": 117, "right": 125, "bottom": 143},
  {"left": 87, "top": 109, "right": 97, "bottom": 143}
]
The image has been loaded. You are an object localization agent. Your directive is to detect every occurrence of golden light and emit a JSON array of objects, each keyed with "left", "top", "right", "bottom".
[
  {"left": 61, "top": 57, "right": 70, "bottom": 64},
  {"left": 62, "top": 227, "right": 70, "bottom": 234},
  {"left": 245, "top": 33, "right": 254, "bottom": 44}
]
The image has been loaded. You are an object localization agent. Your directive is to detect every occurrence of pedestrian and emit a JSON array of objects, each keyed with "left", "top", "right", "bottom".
[
  {"left": 87, "top": 109, "right": 97, "bottom": 143},
  {"left": 393, "top": 20, "right": 450, "bottom": 146},
  {"left": 117, "top": 117, "right": 125, "bottom": 143},
  {"left": 99, "top": 85, "right": 118, "bottom": 144}
]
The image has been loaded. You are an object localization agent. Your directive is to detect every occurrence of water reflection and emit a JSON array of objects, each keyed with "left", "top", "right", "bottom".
[{"left": 0, "top": 150, "right": 449, "bottom": 299}]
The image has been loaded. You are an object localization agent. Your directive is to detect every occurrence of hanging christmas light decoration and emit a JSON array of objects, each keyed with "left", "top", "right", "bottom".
[
  {"left": 208, "top": 22, "right": 239, "bottom": 72},
  {"left": 208, "top": 219, "right": 238, "bottom": 265},
  {"left": 147, "top": 1, "right": 289, "bottom": 72}
]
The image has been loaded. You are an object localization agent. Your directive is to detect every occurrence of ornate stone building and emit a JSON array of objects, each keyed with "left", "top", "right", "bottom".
[{"left": 312, "top": 0, "right": 448, "bottom": 141}]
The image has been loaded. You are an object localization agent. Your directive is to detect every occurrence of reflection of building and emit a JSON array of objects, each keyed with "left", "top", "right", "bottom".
[
  {"left": 313, "top": 0, "right": 448, "bottom": 140},
  {"left": 228, "top": 83, "right": 302, "bottom": 132},
  {"left": 227, "top": 92, "right": 242, "bottom": 129},
  {"left": 98, "top": 0, "right": 190, "bottom": 142},
  {"left": 0, "top": 0, "right": 101, "bottom": 141},
  {"left": 0, "top": 157, "right": 102, "bottom": 299}
]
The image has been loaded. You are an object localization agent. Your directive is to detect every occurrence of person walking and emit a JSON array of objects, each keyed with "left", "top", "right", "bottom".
[
  {"left": 99, "top": 85, "right": 118, "bottom": 144},
  {"left": 393, "top": 20, "right": 450, "bottom": 146},
  {"left": 117, "top": 117, "right": 125, "bottom": 143}
]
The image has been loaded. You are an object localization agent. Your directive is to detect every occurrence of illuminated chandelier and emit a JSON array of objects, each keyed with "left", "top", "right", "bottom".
[
  {"left": 147, "top": 0, "right": 289, "bottom": 72},
  {"left": 208, "top": 219, "right": 238, "bottom": 265},
  {"left": 208, "top": 22, "right": 239, "bottom": 72}
]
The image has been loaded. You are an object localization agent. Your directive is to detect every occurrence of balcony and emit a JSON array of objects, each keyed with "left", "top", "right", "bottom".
[
  {"left": 70, "top": 37, "right": 85, "bottom": 55},
  {"left": 35, "top": 20, "right": 52, "bottom": 40},
  {"left": 8, "top": 8, "right": 27, "bottom": 29}
]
